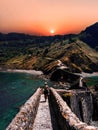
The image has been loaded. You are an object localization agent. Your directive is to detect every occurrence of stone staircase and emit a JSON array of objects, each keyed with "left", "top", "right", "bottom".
[{"left": 32, "top": 94, "right": 53, "bottom": 130}]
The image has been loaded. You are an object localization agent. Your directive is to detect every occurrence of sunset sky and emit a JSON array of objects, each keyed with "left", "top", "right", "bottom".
[{"left": 0, "top": 0, "right": 98, "bottom": 36}]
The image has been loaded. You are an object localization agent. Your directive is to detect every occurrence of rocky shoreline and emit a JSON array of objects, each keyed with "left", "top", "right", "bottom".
[
  {"left": 80, "top": 72, "right": 98, "bottom": 77},
  {"left": 0, "top": 68, "right": 43, "bottom": 75}
]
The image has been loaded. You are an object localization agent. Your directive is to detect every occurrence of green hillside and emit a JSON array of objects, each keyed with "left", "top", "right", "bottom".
[
  {"left": 0, "top": 23, "right": 98, "bottom": 73},
  {"left": 0, "top": 37, "right": 98, "bottom": 74}
]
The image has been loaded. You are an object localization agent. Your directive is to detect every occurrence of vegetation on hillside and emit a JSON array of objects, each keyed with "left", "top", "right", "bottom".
[{"left": 0, "top": 23, "right": 98, "bottom": 73}]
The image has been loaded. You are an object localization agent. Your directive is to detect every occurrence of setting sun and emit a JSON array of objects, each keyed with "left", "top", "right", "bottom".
[
  {"left": 50, "top": 29, "right": 55, "bottom": 34},
  {"left": 0, "top": 0, "right": 98, "bottom": 36}
]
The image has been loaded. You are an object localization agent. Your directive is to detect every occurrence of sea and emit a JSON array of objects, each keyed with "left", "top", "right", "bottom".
[
  {"left": 0, "top": 72, "right": 98, "bottom": 130},
  {"left": 0, "top": 71, "right": 48, "bottom": 130}
]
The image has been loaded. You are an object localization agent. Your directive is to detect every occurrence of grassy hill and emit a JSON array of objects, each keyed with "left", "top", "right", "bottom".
[
  {"left": 0, "top": 23, "right": 98, "bottom": 74},
  {"left": 41, "top": 40, "right": 98, "bottom": 73},
  {"left": 0, "top": 38, "right": 98, "bottom": 74}
]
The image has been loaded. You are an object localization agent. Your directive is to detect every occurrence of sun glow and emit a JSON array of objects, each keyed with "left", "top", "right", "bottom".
[{"left": 50, "top": 29, "right": 55, "bottom": 34}]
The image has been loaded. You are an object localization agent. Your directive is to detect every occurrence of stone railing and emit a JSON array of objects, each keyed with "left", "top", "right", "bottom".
[
  {"left": 6, "top": 88, "right": 42, "bottom": 130},
  {"left": 49, "top": 88, "right": 98, "bottom": 130}
]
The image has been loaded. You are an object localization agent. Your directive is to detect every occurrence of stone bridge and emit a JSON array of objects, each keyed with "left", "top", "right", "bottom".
[{"left": 6, "top": 88, "right": 98, "bottom": 130}]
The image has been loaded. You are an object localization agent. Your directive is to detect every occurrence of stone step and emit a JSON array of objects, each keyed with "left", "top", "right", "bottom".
[{"left": 32, "top": 94, "right": 53, "bottom": 130}]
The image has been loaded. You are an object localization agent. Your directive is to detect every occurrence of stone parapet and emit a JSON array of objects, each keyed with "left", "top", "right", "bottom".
[
  {"left": 6, "top": 88, "right": 42, "bottom": 130},
  {"left": 50, "top": 88, "right": 98, "bottom": 130}
]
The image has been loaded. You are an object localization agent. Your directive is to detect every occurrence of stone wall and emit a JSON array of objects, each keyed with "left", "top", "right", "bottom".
[
  {"left": 92, "top": 91, "right": 98, "bottom": 121},
  {"left": 70, "top": 91, "right": 93, "bottom": 124},
  {"left": 49, "top": 88, "right": 98, "bottom": 130},
  {"left": 6, "top": 88, "right": 42, "bottom": 130}
]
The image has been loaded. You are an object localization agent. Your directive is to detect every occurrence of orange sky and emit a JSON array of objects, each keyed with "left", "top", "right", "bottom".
[{"left": 0, "top": 0, "right": 98, "bottom": 36}]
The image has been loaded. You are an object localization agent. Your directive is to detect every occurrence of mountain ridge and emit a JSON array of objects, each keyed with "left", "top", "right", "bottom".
[
  {"left": 0, "top": 22, "right": 98, "bottom": 49},
  {"left": 79, "top": 22, "right": 98, "bottom": 49},
  {"left": 0, "top": 22, "right": 98, "bottom": 73}
]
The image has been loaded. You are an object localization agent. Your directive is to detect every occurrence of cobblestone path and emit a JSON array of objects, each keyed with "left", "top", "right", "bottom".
[{"left": 32, "top": 94, "right": 53, "bottom": 130}]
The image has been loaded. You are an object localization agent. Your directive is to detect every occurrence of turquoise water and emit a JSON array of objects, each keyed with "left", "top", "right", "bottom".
[
  {"left": 85, "top": 76, "right": 98, "bottom": 86},
  {"left": 0, "top": 72, "right": 45, "bottom": 130}
]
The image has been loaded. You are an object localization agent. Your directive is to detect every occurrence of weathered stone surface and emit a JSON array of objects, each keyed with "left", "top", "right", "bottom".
[
  {"left": 6, "top": 88, "right": 42, "bottom": 130},
  {"left": 92, "top": 91, "right": 98, "bottom": 121},
  {"left": 32, "top": 94, "right": 53, "bottom": 130},
  {"left": 69, "top": 90, "right": 93, "bottom": 124},
  {"left": 50, "top": 88, "right": 98, "bottom": 130},
  {"left": 6, "top": 87, "right": 98, "bottom": 130}
]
